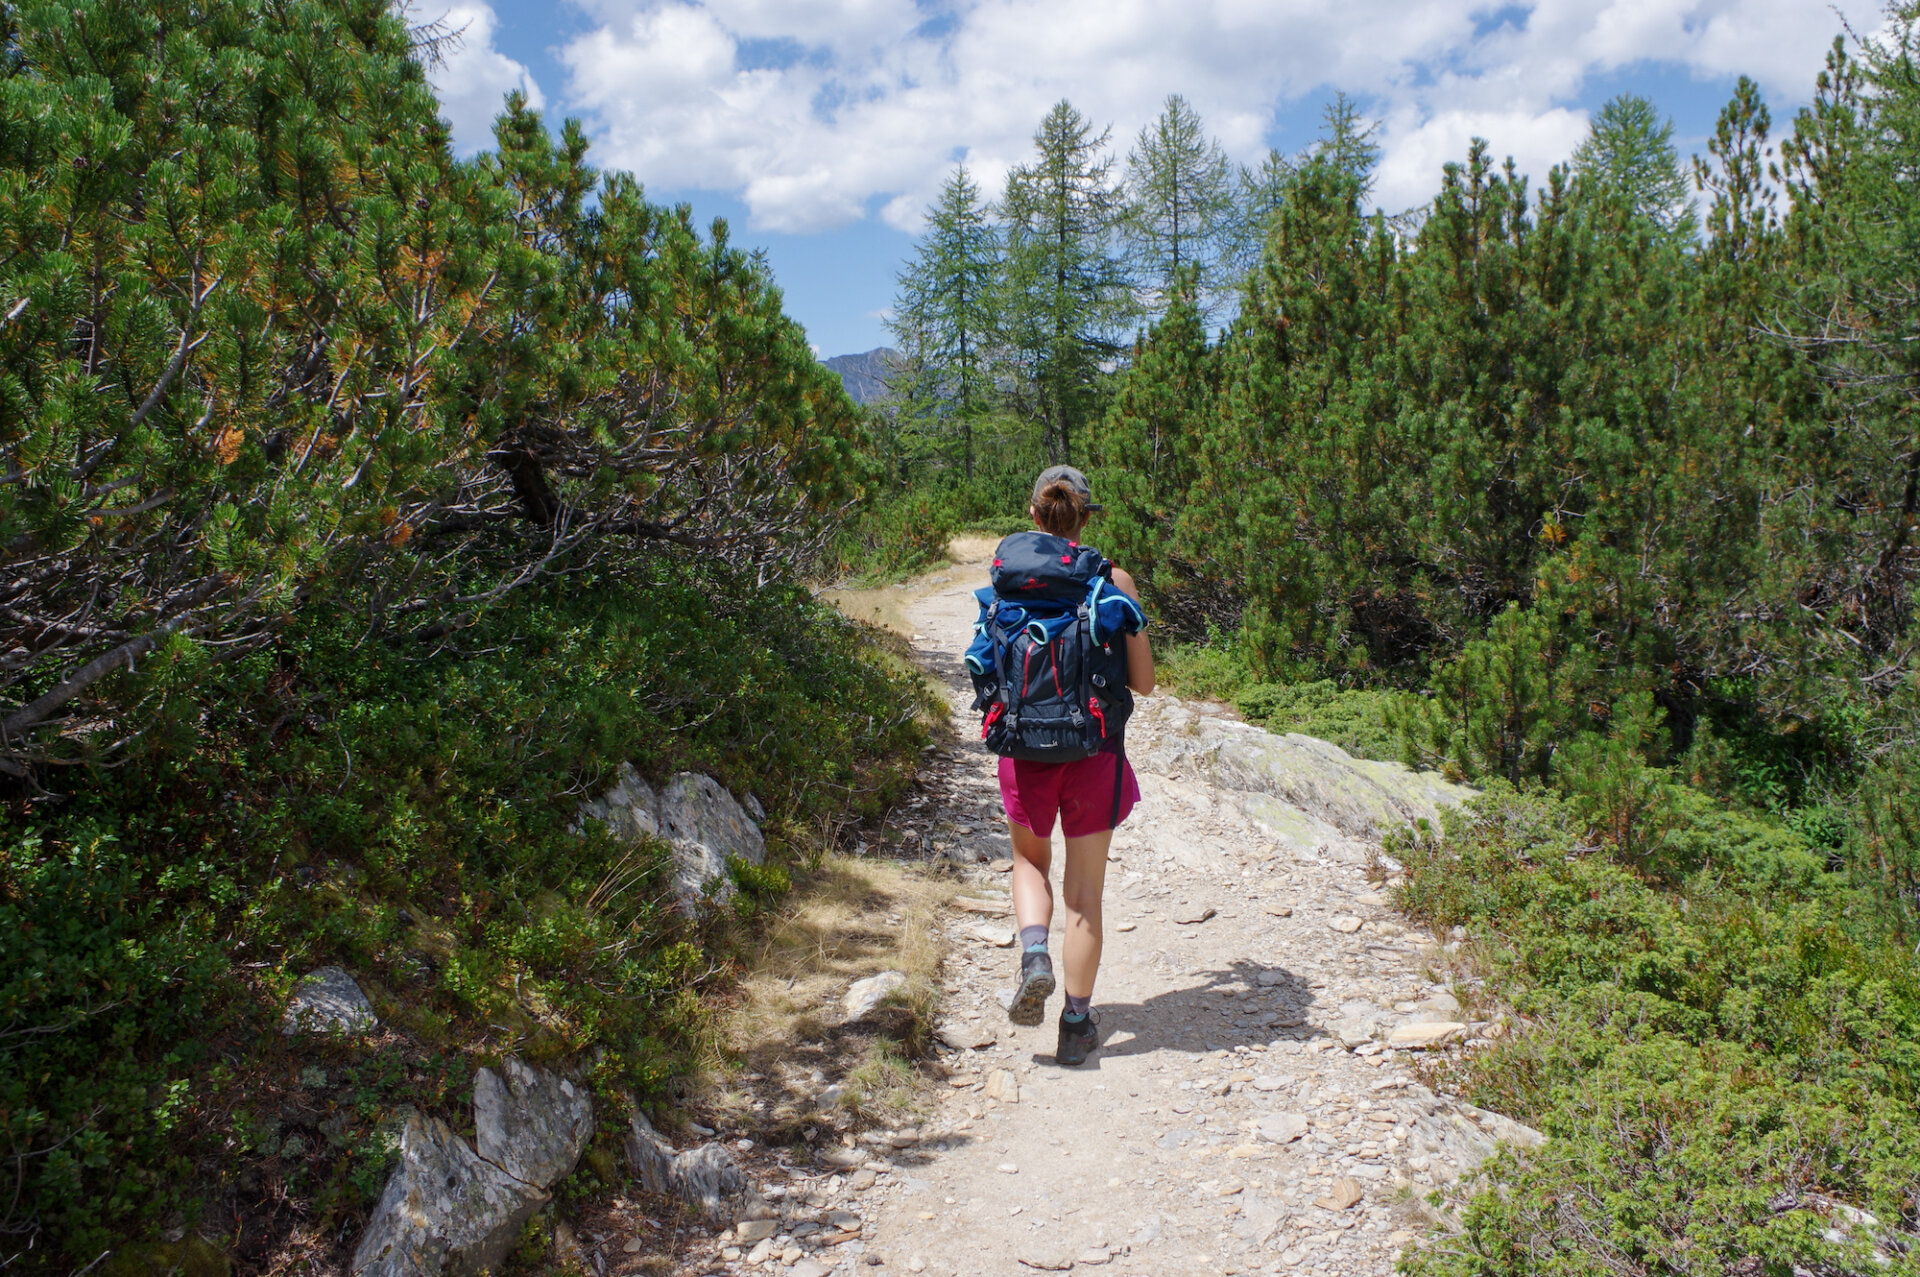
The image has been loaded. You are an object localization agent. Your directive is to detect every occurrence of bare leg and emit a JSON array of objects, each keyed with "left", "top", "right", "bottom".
[
  {"left": 1009, "top": 820, "right": 1054, "bottom": 936},
  {"left": 1059, "top": 830, "right": 1113, "bottom": 999}
]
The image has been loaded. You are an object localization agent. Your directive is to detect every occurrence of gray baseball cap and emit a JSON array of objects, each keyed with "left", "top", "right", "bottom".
[{"left": 1031, "top": 464, "right": 1104, "bottom": 511}]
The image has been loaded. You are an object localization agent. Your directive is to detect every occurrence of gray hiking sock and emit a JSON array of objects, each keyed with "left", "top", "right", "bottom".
[
  {"left": 1020, "top": 925, "right": 1049, "bottom": 953},
  {"left": 1063, "top": 992, "right": 1091, "bottom": 1020}
]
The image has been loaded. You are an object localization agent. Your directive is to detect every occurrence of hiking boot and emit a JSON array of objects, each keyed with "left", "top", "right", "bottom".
[
  {"left": 1007, "top": 949, "right": 1055, "bottom": 1026},
  {"left": 1056, "top": 1008, "right": 1099, "bottom": 1066}
]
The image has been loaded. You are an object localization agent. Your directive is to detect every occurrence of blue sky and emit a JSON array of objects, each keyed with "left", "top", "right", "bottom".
[{"left": 415, "top": 0, "right": 1880, "bottom": 358}]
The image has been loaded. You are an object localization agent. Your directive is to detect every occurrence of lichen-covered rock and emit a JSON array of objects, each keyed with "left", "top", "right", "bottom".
[
  {"left": 473, "top": 1058, "right": 593, "bottom": 1188},
  {"left": 351, "top": 1112, "right": 547, "bottom": 1277},
  {"left": 282, "top": 966, "right": 378, "bottom": 1036},
  {"left": 1129, "top": 698, "right": 1475, "bottom": 841},
  {"left": 576, "top": 766, "right": 766, "bottom": 904},
  {"left": 575, "top": 762, "right": 661, "bottom": 843},
  {"left": 623, "top": 1112, "right": 756, "bottom": 1221},
  {"left": 658, "top": 772, "right": 766, "bottom": 902}
]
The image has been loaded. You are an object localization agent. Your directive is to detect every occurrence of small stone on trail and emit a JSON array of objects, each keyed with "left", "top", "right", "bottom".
[
  {"left": 1330, "top": 915, "right": 1363, "bottom": 933},
  {"left": 849, "top": 1169, "right": 878, "bottom": 1191},
  {"left": 1314, "top": 1177, "right": 1364, "bottom": 1210},
  {"left": 821, "top": 1146, "right": 864, "bottom": 1168},
  {"left": 984, "top": 1070, "right": 1019, "bottom": 1103},
  {"left": 991, "top": 858, "right": 1015, "bottom": 872},
  {"left": 970, "top": 923, "right": 1015, "bottom": 947},
  {"left": 1076, "top": 1249, "right": 1111, "bottom": 1266},
  {"left": 843, "top": 971, "right": 907, "bottom": 1020},
  {"left": 736, "top": 1220, "right": 778, "bottom": 1243},
  {"left": 789, "top": 1261, "right": 831, "bottom": 1277},
  {"left": 1115, "top": 921, "right": 1137, "bottom": 932},
  {"left": 997, "top": 1162, "right": 1019, "bottom": 1174},
  {"left": 1173, "top": 904, "right": 1217, "bottom": 925},
  {"left": 936, "top": 1020, "right": 995, "bottom": 1049},
  {"left": 953, "top": 895, "right": 1013, "bottom": 914},
  {"left": 623, "top": 1238, "right": 643, "bottom": 1254},
  {"left": 1254, "top": 1113, "right": 1309, "bottom": 1144},
  {"left": 907, "top": 1260, "right": 926, "bottom": 1274},
  {"left": 1264, "top": 903, "right": 1293, "bottom": 917},
  {"left": 1252, "top": 1076, "right": 1286, "bottom": 1092},
  {"left": 1387, "top": 1021, "right": 1467, "bottom": 1048},
  {"left": 1018, "top": 1254, "right": 1074, "bottom": 1271}
]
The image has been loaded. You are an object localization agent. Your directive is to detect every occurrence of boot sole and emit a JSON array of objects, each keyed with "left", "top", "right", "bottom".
[{"left": 1007, "top": 968, "right": 1055, "bottom": 1027}]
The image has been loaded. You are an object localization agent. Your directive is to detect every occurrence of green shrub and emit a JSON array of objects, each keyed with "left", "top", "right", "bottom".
[
  {"left": 1235, "top": 680, "right": 1399, "bottom": 759},
  {"left": 0, "top": 565, "right": 936, "bottom": 1265},
  {"left": 1392, "top": 786, "right": 1920, "bottom": 1276}
]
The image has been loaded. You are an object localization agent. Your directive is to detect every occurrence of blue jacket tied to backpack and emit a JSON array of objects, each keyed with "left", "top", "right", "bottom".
[{"left": 966, "top": 532, "right": 1147, "bottom": 763}]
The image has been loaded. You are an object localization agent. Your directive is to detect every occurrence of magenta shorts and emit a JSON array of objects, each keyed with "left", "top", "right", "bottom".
[{"left": 999, "top": 749, "right": 1141, "bottom": 838}]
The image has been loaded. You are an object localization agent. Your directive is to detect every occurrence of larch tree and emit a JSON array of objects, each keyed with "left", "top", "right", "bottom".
[
  {"left": 1123, "top": 94, "right": 1234, "bottom": 322},
  {"left": 888, "top": 164, "right": 1002, "bottom": 478},
  {"left": 1000, "top": 100, "right": 1133, "bottom": 463},
  {"left": 1572, "top": 94, "right": 1698, "bottom": 235}
]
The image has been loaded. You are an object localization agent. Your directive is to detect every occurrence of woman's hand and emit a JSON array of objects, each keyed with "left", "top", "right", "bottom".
[{"left": 1109, "top": 568, "right": 1156, "bottom": 696}]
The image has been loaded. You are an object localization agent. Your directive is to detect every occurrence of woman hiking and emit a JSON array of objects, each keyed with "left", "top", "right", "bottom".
[{"left": 971, "top": 465, "right": 1154, "bottom": 1066}]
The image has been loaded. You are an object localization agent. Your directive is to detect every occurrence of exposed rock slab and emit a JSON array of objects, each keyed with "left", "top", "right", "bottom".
[
  {"left": 1130, "top": 697, "right": 1476, "bottom": 840},
  {"left": 473, "top": 1058, "right": 593, "bottom": 1188},
  {"left": 658, "top": 772, "right": 767, "bottom": 902},
  {"left": 575, "top": 762, "right": 661, "bottom": 843},
  {"left": 352, "top": 1112, "right": 547, "bottom": 1277},
  {"left": 282, "top": 966, "right": 378, "bottom": 1036}
]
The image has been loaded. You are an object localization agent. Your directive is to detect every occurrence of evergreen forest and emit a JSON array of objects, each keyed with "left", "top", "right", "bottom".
[{"left": 863, "top": 9, "right": 1920, "bottom": 1274}]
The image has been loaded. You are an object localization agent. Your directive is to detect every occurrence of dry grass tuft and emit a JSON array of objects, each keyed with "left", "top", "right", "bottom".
[{"left": 694, "top": 856, "right": 950, "bottom": 1137}]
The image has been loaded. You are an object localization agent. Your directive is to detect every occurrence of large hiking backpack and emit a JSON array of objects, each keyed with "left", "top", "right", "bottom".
[{"left": 965, "top": 532, "right": 1146, "bottom": 764}]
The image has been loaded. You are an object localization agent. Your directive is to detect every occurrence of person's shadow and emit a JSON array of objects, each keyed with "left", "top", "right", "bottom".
[{"left": 1023, "top": 958, "right": 1326, "bottom": 1068}]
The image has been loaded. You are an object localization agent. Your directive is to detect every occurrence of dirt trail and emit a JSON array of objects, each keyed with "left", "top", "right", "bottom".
[{"left": 802, "top": 554, "right": 1524, "bottom": 1277}]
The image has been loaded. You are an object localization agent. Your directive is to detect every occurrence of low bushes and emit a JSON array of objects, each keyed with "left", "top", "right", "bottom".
[
  {"left": 1393, "top": 785, "right": 1920, "bottom": 1275},
  {"left": 0, "top": 564, "right": 935, "bottom": 1268}
]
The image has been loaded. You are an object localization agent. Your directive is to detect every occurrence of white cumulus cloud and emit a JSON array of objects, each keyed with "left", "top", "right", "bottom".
[
  {"left": 408, "top": 1, "right": 546, "bottom": 154},
  {"left": 552, "top": 0, "right": 1881, "bottom": 233}
]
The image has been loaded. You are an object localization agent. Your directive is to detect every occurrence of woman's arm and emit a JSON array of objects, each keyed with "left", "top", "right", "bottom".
[{"left": 1109, "top": 567, "right": 1156, "bottom": 696}]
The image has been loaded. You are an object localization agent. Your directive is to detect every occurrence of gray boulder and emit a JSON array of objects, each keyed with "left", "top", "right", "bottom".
[
  {"left": 624, "top": 1112, "right": 755, "bottom": 1222},
  {"left": 658, "top": 772, "right": 767, "bottom": 902},
  {"left": 282, "top": 966, "right": 378, "bottom": 1036},
  {"left": 351, "top": 1112, "right": 546, "bottom": 1277},
  {"left": 576, "top": 767, "right": 767, "bottom": 905},
  {"left": 354, "top": 1059, "right": 594, "bottom": 1277},
  {"left": 473, "top": 1058, "right": 594, "bottom": 1188},
  {"left": 575, "top": 762, "right": 660, "bottom": 844}
]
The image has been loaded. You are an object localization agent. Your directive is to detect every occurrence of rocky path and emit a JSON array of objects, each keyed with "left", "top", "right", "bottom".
[{"left": 705, "top": 560, "right": 1544, "bottom": 1277}]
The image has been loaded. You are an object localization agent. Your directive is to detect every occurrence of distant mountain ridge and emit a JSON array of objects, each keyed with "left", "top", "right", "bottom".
[{"left": 822, "top": 347, "right": 901, "bottom": 405}]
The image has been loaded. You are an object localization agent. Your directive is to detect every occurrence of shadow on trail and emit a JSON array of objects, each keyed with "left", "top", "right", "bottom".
[{"left": 1018, "top": 958, "right": 1332, "bottom": 1068}]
